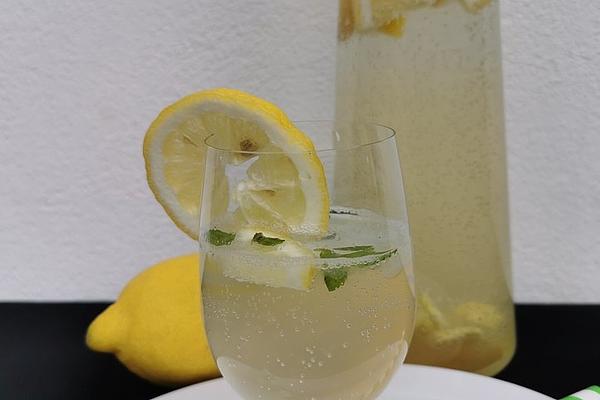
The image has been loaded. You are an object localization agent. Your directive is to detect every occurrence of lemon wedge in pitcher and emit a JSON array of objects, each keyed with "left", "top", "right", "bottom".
[
  {"left": 349, "top": 0, "right": 436, "bottom": 33},
  {"left": 143, "top": 88, "right": 329, "bottom": 239}
]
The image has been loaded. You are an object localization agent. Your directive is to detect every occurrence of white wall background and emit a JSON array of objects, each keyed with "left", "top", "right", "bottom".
[{"left": 0, "top": 0, "right": 598, "bottom": 302}]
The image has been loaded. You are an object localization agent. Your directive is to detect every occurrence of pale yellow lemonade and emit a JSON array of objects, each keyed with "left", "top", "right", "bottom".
[
  {"left": 202, "top": 210, "right": 414, "bottom": 400},
  {"left": 336, "top": 0, "right": 515, "bottom": 375}
]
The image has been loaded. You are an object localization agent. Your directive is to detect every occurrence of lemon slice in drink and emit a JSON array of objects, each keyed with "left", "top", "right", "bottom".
[
  {"left": 215, "top": 228, "right": 316, "bottom": 291},
  {"left": 339, "top": 0, "right": 491, "bottom": 40},
  {"left": 460, "top": 0, "right": 492, "bottom": 13},
  {"left": 143, "top": 88, "right": 329, "bottom": 239},
  {"left": 350, "top": 0, "right": 436, "bottom": 32}
]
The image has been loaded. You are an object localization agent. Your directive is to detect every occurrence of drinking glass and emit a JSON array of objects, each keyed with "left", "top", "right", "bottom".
[{"left": 199, "top": 121, "right": 415, "bottom": 400}]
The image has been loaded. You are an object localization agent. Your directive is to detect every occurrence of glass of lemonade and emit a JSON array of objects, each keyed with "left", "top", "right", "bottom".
[{"left": 199, "top": 121, "right": 415, "bottom": 400}]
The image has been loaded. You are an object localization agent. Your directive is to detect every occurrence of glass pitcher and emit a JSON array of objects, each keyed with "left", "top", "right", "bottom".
[{"left": 335, "top": 0, "right": 515, "bottom": 375}]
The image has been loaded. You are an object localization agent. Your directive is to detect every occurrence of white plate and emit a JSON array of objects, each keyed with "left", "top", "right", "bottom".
[{"left": 153, "top": 364, "right": 553, "bottom": 400}]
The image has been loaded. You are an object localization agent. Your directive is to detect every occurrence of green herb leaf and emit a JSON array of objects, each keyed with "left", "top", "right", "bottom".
[
  {"left": 323, "top": 268, "right": 348, "bottom": 292},
  {"left": 252, "top": 232, "right": 285, "bottom": 246},
  {"left": 207, "top": 229, "right": 236, "bottom": 246},
  {"left": 318, "top": 248, "right": 386, "bottom": 259},
  {"left": 319, "top": 246, "right": 399, "bottom": 292},
  {"left": 334, "top": 245, "right": 375, "bottom": 252},
  {"left": 329, "top": 209, "right": 358, "bottom": 216},
  {"left": 317, "top": 248, "right": 339, "bottom": 258},
  {"left": 355, "top": 249, "right": 398, "bottom": 267}
]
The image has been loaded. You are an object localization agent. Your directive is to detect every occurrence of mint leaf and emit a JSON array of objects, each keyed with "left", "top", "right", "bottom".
[
  {"left": 319, "top": 246, "right": 399, "bottom": 292},
  {"left": 329, "top": 209, "right": 358, "bottom": 216},
  {"left": 252, "top": 232, "right": 285, "bottom": 246},
  {"left": 323, "top": 268, "right": 348, "bottom": 291},
  {"left": 317, "top": 248, "right": 340, "bottom": 258},
  {"left": 355, "top": 249, "right": 398, "bottom": 267},
  {"left": 318, "top": 248, "right": 386, "bottom": 259},
  {"left": 207, "top": 229, "right": 236, "bottom": 246},
  {"left": 334, "top": 245, "right": 375, "bottom": 252}
]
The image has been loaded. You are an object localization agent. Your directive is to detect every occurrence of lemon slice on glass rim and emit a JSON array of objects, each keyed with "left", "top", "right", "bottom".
[{"left": 143, "top": 88, "right": 330, "bottom": 241}]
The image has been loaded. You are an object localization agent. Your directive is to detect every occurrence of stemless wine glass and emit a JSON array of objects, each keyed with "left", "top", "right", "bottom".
[{"left": 199, "top": 121, "right": 415, "bottom": 400}]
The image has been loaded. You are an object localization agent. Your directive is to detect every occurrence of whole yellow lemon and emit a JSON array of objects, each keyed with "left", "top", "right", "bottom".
[{"left": 86, "top": 253, "right": 220, "bottom": 386}]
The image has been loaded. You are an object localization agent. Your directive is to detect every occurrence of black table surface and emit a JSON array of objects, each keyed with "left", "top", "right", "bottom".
[{"left": 0, "top": 303, "right": 598, "bottom": 400}]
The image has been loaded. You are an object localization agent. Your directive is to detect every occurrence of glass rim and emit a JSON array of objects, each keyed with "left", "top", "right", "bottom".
[{"left": 203, "top": 120, "right": 396, "bottom": 155}]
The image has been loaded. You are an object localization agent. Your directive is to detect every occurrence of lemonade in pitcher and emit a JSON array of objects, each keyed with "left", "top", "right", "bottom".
[{"left": 336, "top": 0, "right": 516, "bottom": 375}]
